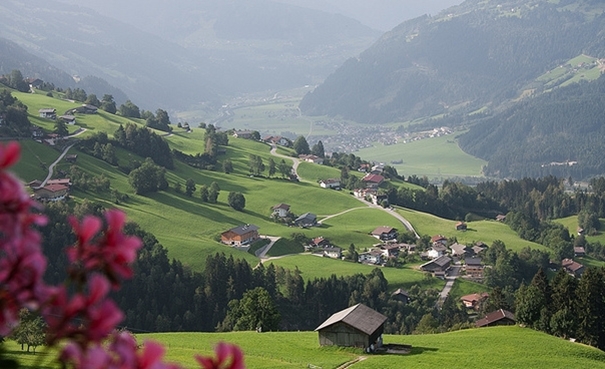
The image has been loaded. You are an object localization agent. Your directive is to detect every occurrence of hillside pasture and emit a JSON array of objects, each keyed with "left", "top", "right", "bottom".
[
  {"left": 11, "top": 140, "right": 61, "bottom": 182},
  {"left": 266, "top": 254, "right": 445, "bottom": 291},
  {"left": 138, "top": 326, "right": 605, "bottom": 369},
  {"left": 398, "top": 207, "right": 548, "bottom": 252},
  {"left": 355, "top": 135, "right": 486, "bottom": 179},
  {"left": 554, "top": 215, "right": 605, "bottom": 244}
]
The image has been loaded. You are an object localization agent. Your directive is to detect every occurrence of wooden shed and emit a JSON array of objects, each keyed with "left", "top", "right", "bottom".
[{"left": 315, "top": 303, "right": 387, "bottom": 349}]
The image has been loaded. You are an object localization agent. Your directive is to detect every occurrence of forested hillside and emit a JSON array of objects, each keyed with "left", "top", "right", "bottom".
[
  {"left": 300, "top": 0, "right": 605, "bottom": 124},
  {"left": 459, "top": 74, "right": 605, "bottom": 178}
]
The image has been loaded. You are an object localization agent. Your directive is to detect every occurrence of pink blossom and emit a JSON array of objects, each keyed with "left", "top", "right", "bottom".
[
  {"left": 195, "top": 342, "right": 244, "bottom": 369},
  {"left": 67, "top": 210, "right": 142, "bottom": 288},
  {"left": 45, "top": 274, "right": 124, "bottom": 346}
]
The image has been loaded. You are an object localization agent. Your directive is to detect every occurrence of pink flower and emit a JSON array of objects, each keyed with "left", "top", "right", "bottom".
[
  {"left": 195, "top": 342, "right": 244, "bottom": 369},
  {"left": 67, "top": 210, "right": 142, "bottom": 288},
  {"left": 0, "top": 141, "right": 20, "bottom": 169},
  {"left": 60, "top": 333, "right": 181, "bottom": 369},
  {"left": 45, "top": 275, "right": 124, "bottom": 346}
]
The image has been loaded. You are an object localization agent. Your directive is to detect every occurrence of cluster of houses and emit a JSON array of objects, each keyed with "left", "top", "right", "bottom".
[
  {"left": 308, "top": 237, "right": 343, "bottom": 259},
  {"left": 270, "top": 203, "right": 318, "bottom": 228},
  {"left": 419, "top": 235, "right": 486, "bottom": 279}
]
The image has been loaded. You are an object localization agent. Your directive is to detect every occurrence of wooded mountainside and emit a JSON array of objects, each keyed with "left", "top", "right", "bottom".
[
  {"left": 300, "top": 0, "right": 605, "bottom": 124},
  {"left": 459, "top": 74, "right": 605, "bottom": 179}
]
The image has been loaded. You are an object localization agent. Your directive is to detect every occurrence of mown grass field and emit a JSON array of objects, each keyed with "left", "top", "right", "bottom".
[
  {"left": 355, "top": 135, "right": 486, "bottom": 179},
  {"left": 397, "top": 207, "right": 548, "bottom": 252},
  {"left": 449, "top": 279, "right": 490, "bottom": 301},
  {"left": 132, "top": 327, "right": 605, "bottom": 369},
  {"left": 554, "top": 215, "right": 605, "bottom": 244},
  {"left": 6, "top": 326, "right": 605, "bottom": 369},
  {"left": 265, "top": 254, "right": 445, "bottom": 292}
]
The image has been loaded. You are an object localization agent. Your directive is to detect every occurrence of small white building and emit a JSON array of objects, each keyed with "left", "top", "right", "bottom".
[{"left": 319, "top": 178, "right": 340, "bottom": 189}]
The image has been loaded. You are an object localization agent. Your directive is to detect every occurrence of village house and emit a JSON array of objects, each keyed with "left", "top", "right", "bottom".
[
  {"left": 574, "top": 246, "right": 586, "bottom": 257},
  {"left": 496, "top": 214, "right": 507, "bottom": 222},
  {"left": 427, "top": 244, "right": 447, "bottom": 259},
  {"left": 390, "top": 288, "right": 410, "bottom": 304},
  {"left": 30, "top": 126, "right": 44, "bottom": 139},
  {"left": 263, "top": 135, "right": 291, "bottom": 147},
  {"left": 233, "top": 130, "right": 255, "bottom": 139},
  {"left": 371, "top": 226, "right": 398, "bottom": 241},
  {"left": 33, "top": 184, "right": 69, "bottom": 202},
  {"left": 271, "top": 203, "right": 290, "bottom": 218},
  {"left": 420, "top": 255, "right": 452, "bottom": 275},
  {"left": 309, "top": 236, "right": 330, "bottom": 248},
  {"left": 358, "top": 249, "right": 384, "bottom": 265},
  {"left": 465, "top": 257, "right": 484, "bottom": 279},
  {"left": 450, "top": 243, "right": 470, "bottom": 258},
  {"left": 460, "top": 293, "right": 489, "bottom": 310},
  {"left": 58, "top": 115, "right": 77, "bottom": 125},
  {"left": 44, "top": 133, "right": 62, "bottom": 146},
  {"left": 362, "top": 174, "right": 385, "bottom": 187},
  {"left": 80, "top": 104, "right": 98, "bottom": 114},
  {"left": 220, "top": 224, "right": 259, "bottom": 246},
  {"left": 380, "top": 244, "right": 401, "bottom": 258},
  {"left": 475, "top": 309, "right": 516, "bottom": 328},
  {"left": 455, "top": 221, "right": 467, "bottom": 231},
  {"left": 431, "top": 235, "right": 448, "bottom": 246},
  {"left": 473, "top": 242, "right": 488, "bottom": 255},
  {"left": 323, "top": 247, "right": 342, "bottom": 259},
  {"left": 319, "top": 178, "right": 340, "bottom": 189},
  {"left": 294, "top": 212, "right": 317, "bottom": 228},
  {"left": 561, "top": 258, "right": 585, "bottom": 278},
  {"left": 65, "top": 154, "right": 78, "bottom": 163},
  {"left": 38, "top": 108, "right": 56, "bottom": 119},
  {"left": 299, "top": 154, "right": 324, "bottom": 165},
  {"left": 315, "top": 303, "right": 387, "bottom": 350},
  {"left": 26, "top": 78, "right": 44, "bottom": 89},
  {"left": 46, "top": 178, "right": 72, "bottom": 187}
]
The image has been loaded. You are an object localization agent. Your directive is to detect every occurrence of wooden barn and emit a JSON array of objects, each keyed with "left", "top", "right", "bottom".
[{"left": 315, "top": 303, "right": 387, "bottom": 349}]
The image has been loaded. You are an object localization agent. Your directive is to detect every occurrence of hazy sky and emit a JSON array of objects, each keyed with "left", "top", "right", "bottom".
[{"left": 273, "top": 0, "right": 464, "bottom": 30}]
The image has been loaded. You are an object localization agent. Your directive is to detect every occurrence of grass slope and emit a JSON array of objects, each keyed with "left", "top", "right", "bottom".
[
  {"left": 355, "top": 135, "right": 486, "bottom": 179},
  {"left": 6, "top": 327, "right": 605, "bottom": 368},
  {"left": 397, "top": 207, "right": 548, "bottom": 252},
  {"left": 265, "top": 255, "right": 445, "bottom": 292},
  {"left": 134, "top": 326, "right": 605, "bottom": 369}
]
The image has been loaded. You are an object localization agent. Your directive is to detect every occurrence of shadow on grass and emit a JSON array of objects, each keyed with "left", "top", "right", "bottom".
[
  {"left": 149, "top": 191, "right": 243, "bottom": 226},
  {"left": 407, "top": 346, "right": 439, "bottom": 356}
]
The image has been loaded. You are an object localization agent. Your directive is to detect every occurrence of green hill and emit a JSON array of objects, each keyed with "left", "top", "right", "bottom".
[
  {"left": 7, "top": 90, "right": 551, "bottom": 273},
  {"left": 140, "top": 327, "right": 605, "bottom": 368}
]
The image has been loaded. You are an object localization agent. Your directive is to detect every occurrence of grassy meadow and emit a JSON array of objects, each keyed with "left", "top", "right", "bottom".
[
  {"left": 355, "top": 135, "right": 486, "bottom": 179},
  {"left": 134, "top": 327, "right": 605, "bottom": 369},
  {"left": 397, "top": 207, "right": 548, "bottom": 252},
  {"left": 7, "top": 326, "right": 605, "bottom": 369},
  {"left": 554, "top": 215, "right": 605, "bottom": 244},
  {"left": 265, "top": 255, "right": 445, "bottom": 292}
]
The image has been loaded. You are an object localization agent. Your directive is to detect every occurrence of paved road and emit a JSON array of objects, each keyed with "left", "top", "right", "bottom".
[
  {"left": 437, "top": 261, "right": 462, "bottom": 307},
  {"left": 41, "top": 143, "right": 75, "bottom": 187},
  {"left": 269, "top": 143, "right": 304, "bottom": 181},
  {"left": 256, "top": 236, "right": 281, "bottom": 259}
]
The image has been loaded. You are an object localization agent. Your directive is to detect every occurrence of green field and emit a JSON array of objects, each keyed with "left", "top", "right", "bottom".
[
  {"left": 355, "top": 135, "right": 486, "bottom": 179},
  {"left": 397, "top": 207, "right": 548, "bottom": 252},
  {"left": 265, "top": 255, "right": 445, "bottom": 292},
  {"left": 132, "top": 327, "right": 605, "bottom": 369},
  {"left": 554, "top": 215, "right": 605, "bottom": 244},
  {"left": 6, "top": 326, "right": 605, "bottom": 369}
]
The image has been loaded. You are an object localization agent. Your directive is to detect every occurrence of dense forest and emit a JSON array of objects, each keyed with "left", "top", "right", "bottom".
[
  {"left": 459, "top": 74, "right": 605, "bottom": 179},
  {"left": 301, "top": 0, "right": 605, "bottom": 124}
]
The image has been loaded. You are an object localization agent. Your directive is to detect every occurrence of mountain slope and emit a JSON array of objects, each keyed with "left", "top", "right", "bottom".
[
  {"left": 0, "top": 37, "right": 128, "bottom": 103},
  {"left": 38, "top": 0, "right": 379, "bottom": 104},
  {"left": 0, "top": 0, "right": 220, "bottom": 110},
  {"left": 299, "top": 0, "right": 605, "bottom": 124}
]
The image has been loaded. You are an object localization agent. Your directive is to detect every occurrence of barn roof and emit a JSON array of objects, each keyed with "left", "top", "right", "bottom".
[
  {"left": 475, "top": 309, "right": 515, "bottom": 328},
  {"left": 314, "top": 303, "right": 387, "bottom": 336}
]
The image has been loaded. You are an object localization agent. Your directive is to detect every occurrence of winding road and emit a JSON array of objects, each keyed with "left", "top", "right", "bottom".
[{"left": 41, "top": 143, "right": 75, "bottom": 187}]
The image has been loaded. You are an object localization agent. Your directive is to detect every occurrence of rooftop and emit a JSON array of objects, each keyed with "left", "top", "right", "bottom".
[{"left": 315, "top": 303, "right": 387, "bottom": 335}]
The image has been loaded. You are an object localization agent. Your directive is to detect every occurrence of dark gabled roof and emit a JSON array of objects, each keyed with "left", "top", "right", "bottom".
[
  {"left": 225, "top": 224, "right": 259, "bottom": 235},
  {"left": 475, "top": 309, "right": 515, "bottom": 327},
  {"left": 465, "top": 257, "right": 482, "bottom": 266},
  {"left": 315, "top": 303, "right": 387, "bottom": 335},
  {"left": 420, "top": 255, "right": 451, "bottom": 268},
  {"left": 391, "top": 288, "right": 409, "bottom": 298},
  {"left": 432, "top": 244, "right": 447, "bottom": 252},
  {"left": 295, "top": 212, "right": 316, "bottom": 222}
]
